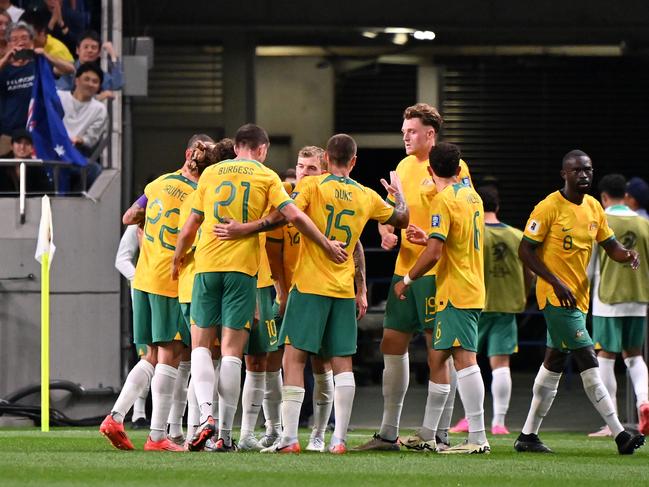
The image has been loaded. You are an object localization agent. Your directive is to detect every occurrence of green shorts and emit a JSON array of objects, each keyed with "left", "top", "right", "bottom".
[
  {"left": 543, "top": 303, "right": 592, "bottom": 351},
  {"left": 593, "top": 316, "right": 647, "bottom": 353},
  {"left": 180, "top": 302, "right": 191, "bottom": 328},
  {"left": 433, "top": 302, "right": 481, "bottom": 352},
  {"left": 132, "top": 289, "right": 189, "bottom": 346},
  {"left": 477, "top": 312, "right": 518, "bottom": 356},
  {"left": 191, "top": 271, "right": 256, "bottom": 330},
  {"left": 279, "top": 287, "right": 357, "bottom": 357},
  {"left": 384, "top": 274, "right": 436, "bottom": 333},
  {"left": 246, "top": 286, "right": 280, "bottom": 355}
]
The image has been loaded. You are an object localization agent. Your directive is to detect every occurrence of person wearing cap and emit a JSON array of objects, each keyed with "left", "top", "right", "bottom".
[
  {"left": 0, "top": 129, "right": 53, "bottom": 194},
  {"left": 625, "top": 177, "right": 649, "bottom": 220}
]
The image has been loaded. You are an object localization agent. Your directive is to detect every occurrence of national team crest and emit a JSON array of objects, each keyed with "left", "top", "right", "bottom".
[
  {"left": 431, "top": 214, "right": 441, "bottom": 228},
  {"left": 589, "top": 221, "right": 598, "bottom": 232}
]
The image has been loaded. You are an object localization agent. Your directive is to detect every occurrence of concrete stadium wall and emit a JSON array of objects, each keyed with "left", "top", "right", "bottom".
[
  {"left": 0, "top": 170, "right": 122, "bottom": 398},
  {"left": 256, "top": 56, "right": 335, "bottom": 170}
]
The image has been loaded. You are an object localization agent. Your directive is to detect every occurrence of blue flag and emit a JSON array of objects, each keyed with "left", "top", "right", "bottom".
[{"left": 27, "top": 55, "right": 87, "bottom": 167}]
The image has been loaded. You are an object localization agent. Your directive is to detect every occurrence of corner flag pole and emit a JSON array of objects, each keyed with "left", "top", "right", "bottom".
[
  {"left": 41, "top": 251, "right": 50, "bottom": 432},
  {"left": 35, "top": 195, "right": 55, "bottom": 432}
]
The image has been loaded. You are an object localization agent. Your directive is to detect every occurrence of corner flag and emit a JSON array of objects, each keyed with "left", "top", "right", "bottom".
[{"left": 35, "top": 195, "right": 55, "bottom": 432}]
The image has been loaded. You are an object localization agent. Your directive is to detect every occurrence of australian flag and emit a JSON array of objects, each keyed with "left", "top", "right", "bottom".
[{"left": 27, "top": 55, "right": 86, "bottom": 167}]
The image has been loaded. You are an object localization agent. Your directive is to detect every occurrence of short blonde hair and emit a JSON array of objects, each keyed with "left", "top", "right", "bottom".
[{"left": 298, "top": 145, "right": 327, "bottom": 171}]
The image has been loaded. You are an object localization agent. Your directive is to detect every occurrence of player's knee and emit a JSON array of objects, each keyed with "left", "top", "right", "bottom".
[
  {"left": 245, "top": 354, "right": 267, "bottom": 371},
  {"left": 572, "top": 346, "right": 598, "bottom": 372},
  {"left": 543, "top": 348, "right": 568, "bottom": 373}
]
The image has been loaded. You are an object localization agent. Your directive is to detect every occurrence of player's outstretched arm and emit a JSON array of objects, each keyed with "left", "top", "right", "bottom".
[
  {"left": 380, "top": 171, "right": 409, "bottom": 229},
  {"left": 353, "top": 241, "right": 368, "bottom": 319},
  {"left": 393, "top": 237, "right": 443, "bottom": 300},
  {"left": 601, "top": 238, "right": 640, "bottom": 270},
  {"left": 172, "top": 212, "right": 203, "bottom": 280},
  {"left": 279, "top": 204, "right": 348, "bottom": 264},
  {"left": 213, "top": 211, "right": 287, "bottom": 240},
  {"left": 518, "top": 239, "right": 576, "bottom": 308}
]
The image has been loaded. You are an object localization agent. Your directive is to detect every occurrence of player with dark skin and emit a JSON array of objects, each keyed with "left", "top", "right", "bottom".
[
  {"left": 518, "top": 153, "right": 639, "bottom": 375},
  {"left": 515, "top": 150, "right": 643, "bottom": 455}
]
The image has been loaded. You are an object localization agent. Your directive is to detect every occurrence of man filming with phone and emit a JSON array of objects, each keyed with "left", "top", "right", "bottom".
[{"left": 0, "top": 21, "right": 73, "bottom": 156}]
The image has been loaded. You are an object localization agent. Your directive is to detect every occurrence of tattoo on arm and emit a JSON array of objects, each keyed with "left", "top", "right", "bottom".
[
  {"left": 385, "top": 192, "right": 409, "bottom": 228},
  {"left": 353, "top": 241, "right": 367, "bottom": 293}
]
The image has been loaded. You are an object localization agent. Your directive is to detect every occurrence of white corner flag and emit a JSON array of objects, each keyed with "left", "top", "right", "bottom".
[
  {"left": 35, "top": 195, "right": 56, "bottom": 267},
  {"left": 35, "top": 195, "right": 55, "bottom": 432}
]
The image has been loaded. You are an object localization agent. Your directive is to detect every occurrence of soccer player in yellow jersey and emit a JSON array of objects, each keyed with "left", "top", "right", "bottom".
[
  {"left": 514, "top": 150, "right": 644, "bottom": 455},
  {"left": 100, "top": 133, "right": 215, "bottom": 452},
  {"left": 258, "top": 134, "right": 408, "bottom": 454},
  {"left": 357, "top": 103, "right": 472, "bottom": 452},
  {"left": 177, "top": 139, "right": 236, "bottom": 447},
  {"left": 393, "top": 142, "right": 489, "bottom": 454},
  {"left": 172, "top": 124, "right": 347, "bottom": 452}
]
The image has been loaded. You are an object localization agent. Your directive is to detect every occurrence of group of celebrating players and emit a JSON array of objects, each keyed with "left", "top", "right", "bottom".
[{"left": 99, "top": 102, "right": 647, "bottom": 456}]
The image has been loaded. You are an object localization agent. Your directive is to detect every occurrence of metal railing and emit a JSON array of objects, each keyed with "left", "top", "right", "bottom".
[{"left": 0, "top": 159, "right": 90, "bottom": 224}]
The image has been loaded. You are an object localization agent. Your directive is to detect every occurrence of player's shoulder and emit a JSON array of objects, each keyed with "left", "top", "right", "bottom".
[
  {"left": 395, "top": 155, "right": 417, "bottom": 172},
  {"left": 583, "top": 194, "right": 605, "bottom": 212}
]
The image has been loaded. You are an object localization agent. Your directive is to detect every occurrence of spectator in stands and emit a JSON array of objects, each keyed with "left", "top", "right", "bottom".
[
  {"left": 43, "top": 0, "right": 84, "bottom": 54},
  {"left": 0, "top": 22, "right": 74, "bottom": 156},
  {"left": 625, "top": 177, "right": 649, "bottom": 220},
  {"left": 0, "top": 0, "right": 23, "bottom": 22},
  {"left": 20, "top": 7, "right": 74, "bottom": 64},
  {"left": 0, "top": 129, "right": 53, "bottom": 194},
  {"left": 57, "top": 62, "right": 107, "bottom": 190},
  {"left": 59, "top": 62, "right": 107, "bottom": 153},
  {"left": 56, "top": 30, "right": 123, "bottom": 101},
  {"left": 0, "top": 9, "right": 11, "bottom": 58}
]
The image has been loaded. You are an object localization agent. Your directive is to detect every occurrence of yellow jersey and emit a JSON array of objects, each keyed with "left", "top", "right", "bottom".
[
  {"left": 257, "top": 233, "right": 274, "bottom": 288},
  {"left": 428, "top": 183, "right": 485, "bottom": 311},
  {"left": 192, "top": 159, "right": 293, "bottom": 276},
  {"left": 177, "top": 192, "right": 199, "bottom": 303},
  {"left": 267, "top": 222, "right": 301, "bottom": 288},
  {"left": 523, "top": 191, "right": 614, "bottom": 313},
  {"left": 133, "top": 170, "right": 197, "bottom": 297},
  {"left": 292, "top": 173, "right": 395, "bottom": 298},
  {"left": 388, "top": 156, "right": 472, "bottom": 276}
]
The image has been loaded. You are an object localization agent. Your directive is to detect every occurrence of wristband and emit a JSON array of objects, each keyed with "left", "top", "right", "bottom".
[{"left": 403, "top": 274, "right": 413, "bottom": 286}]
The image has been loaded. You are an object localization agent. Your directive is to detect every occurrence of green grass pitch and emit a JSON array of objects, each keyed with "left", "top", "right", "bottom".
[{"left": 0, "top": 428, "right": 646, "bottom": 486}]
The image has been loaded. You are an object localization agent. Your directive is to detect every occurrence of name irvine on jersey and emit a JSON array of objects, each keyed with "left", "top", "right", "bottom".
[
  {"left": 162, "top": 184, "right": 189, "bottom": 201},
  {"left": 217, "top": 165, "right": 255, "bottom": 176},
  {"left": 335, "top": 188, "right": 353, "bottom": 201}
]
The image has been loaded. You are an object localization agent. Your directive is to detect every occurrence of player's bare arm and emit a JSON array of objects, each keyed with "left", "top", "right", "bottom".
[
  {"left": 279, "top": 203, "right": 348, "bottom": 264},
  {"left": 353, "top": 240, "right": 368, "bottom": 320},
  {"left": 393, "top": 236, "right": 443, "bottom": 300},
  {"left": 171, "top": 212, "right": 203, "bottom": 280},
  {"left": 266, "top": 238, "right": 289, "bottom": 317},
  {"left": 122, "top": 200, "right": 145, "bottom": 226},
  {"left": 518, "top": 238, "right": 576, "bottom": 309},
  {"left": 213, "top": 211, "right": 286, "bottom": 240},
  {"left": 601, "top": 238, "right": 640, "bottom": 270},
  {"left": 380, "top": 171, "right": 410, "bottom": 229}
]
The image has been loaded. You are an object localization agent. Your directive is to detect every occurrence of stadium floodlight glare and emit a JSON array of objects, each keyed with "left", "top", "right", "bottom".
[
  {"left": 392, "top": 33, "right": 409, "bottom": 45},
  {"left": 414, "top": 30, "right": 436, "bottom": 40},
  {"left": 362, "top": 31, "right": 378, "bottom": 39},
  {"left": 384, "top": 27, "right": 415, "bottom": 34}
]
